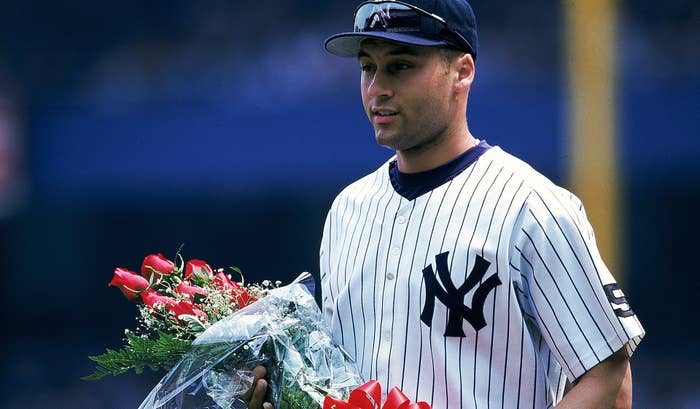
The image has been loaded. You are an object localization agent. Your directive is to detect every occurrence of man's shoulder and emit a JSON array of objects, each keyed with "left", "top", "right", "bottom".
[
  {"left": 484, "top": 146, "right": 580, "bottom": 205},
  {"left": 483, "top": 146, "right": 543, "bottom": 180},
  {"left": 486, "top": 146, "right": 586, "bottom": 220}
]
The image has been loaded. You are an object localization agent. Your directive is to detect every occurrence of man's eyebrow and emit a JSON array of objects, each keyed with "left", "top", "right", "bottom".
[{"left": 357, "top": 46, "right": 421, "bottom": 59}]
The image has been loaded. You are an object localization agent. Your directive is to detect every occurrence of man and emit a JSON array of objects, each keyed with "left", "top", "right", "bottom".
[{"left": 246, "top": 1, "right": 644, "bottom": 408}]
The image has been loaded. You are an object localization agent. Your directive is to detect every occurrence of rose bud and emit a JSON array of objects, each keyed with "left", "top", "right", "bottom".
[
  {"left": 212, "top": 271, "right": 239, "bottom": 292},
  {"left": 174, "top": 281, "right": 209, "bottom": 301},
  {"left": 185, "top": 259, "right": 214, "bottom": 281},
  {"left": 234, "top": 289, "right": 257, "bottom": 309},
  {"left": 212, "top": 272, "right": 254, "bottom": 308},
  {"left": 109, "top": 268, "right": 150, "bottom": 302},
  {"left": 140, "top": 288, "right": 177, "bottom": 309},
  {"left": 141, "top": 253, "right": 175, "bottom": 282},
  {"left": 167, "top": 301, "right": 207, "bottom": 320}
]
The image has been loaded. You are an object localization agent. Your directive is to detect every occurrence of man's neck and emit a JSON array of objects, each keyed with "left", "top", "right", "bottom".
[{"left": 396, "top": 130, "right": 479, "bottom": 174}]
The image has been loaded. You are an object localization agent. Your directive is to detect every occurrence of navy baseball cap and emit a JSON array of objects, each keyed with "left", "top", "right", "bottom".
[{"left": 324, "top": 0, "right": 478, "bottom": 60}]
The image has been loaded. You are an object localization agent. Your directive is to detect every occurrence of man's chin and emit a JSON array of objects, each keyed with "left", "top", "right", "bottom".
[{"left": 374, "top": 131, "right": 401, "bottom": 150}]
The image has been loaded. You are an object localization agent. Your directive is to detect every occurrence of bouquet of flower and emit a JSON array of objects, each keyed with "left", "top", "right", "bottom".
[
  {"left": 85, "top": 253, "right": 268, "bottom": 379},
  {"left": 85, "top": 252, "right": 362, "bottom": 409}
]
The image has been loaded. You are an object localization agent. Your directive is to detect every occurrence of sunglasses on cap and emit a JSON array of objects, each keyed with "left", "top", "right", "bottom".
[{"left": 353, "top": 0, "right": 475, "bottom": 57}]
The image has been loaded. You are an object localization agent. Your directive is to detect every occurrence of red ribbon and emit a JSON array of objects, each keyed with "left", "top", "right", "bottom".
[{"left": 323, "top": 380, "right": 431, "bottom": 409}]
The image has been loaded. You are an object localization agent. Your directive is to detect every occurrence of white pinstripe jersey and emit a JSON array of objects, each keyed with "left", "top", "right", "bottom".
[{"left": 320, "top": 145, "right": 645, "bottom": 409}]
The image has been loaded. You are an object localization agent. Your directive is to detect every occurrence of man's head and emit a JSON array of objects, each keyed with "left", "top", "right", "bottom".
[
  {"left": 324, "top": 1, "right": 479, "bottom": 160},
  {"left": 324, "top": 0, "right": 478, "bottom": 62}
]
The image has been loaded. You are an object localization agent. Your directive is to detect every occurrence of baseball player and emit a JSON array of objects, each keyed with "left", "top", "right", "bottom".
[{"left": 244, "top": 1, "right": 644, "bottom": 408}]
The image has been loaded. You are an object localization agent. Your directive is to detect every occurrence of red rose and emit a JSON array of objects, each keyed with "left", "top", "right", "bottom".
[
  {"left": 212, "top": 271, "right": 239, "bottom": 292},
  {"left": 213, "top": 272, "right": 256, "bottom": 308},
  {"left": 174, "top": 281, "right": 209, "bottom": 301},
  {"left": 141, "top": 253, "right": 175, "bottom": 282},
  {"left": 140, "top": 289, "right": 177, "bottom": 309},
  {"left": 185, "top": 259, "right": 214, "bottom": 280},
  {"left": 109, "top": 268, "right": 150, "bottom": 302},
  {"left": 167, "top": 300, "right": 207, "bottom": 320},
  {"left": 234, "top": 289, "right": 257, "bottom": 309}
]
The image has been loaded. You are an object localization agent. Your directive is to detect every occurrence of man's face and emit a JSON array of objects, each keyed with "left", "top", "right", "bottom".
[{"left": 358, "top": 40, "right": 457, "bottom": 153}]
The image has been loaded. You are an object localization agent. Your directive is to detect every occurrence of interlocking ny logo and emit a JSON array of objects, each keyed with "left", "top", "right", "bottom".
[
  {"left": 367, "top": 4, "right": 396, "bottom": 29},
  {"left": 421, "top": 252, "right": 501, "bottom": 337}
]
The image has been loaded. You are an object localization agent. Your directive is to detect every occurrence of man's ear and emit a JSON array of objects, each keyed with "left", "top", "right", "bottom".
[{"left": 454, "top": 53, "right": 475, "bottom": 94}]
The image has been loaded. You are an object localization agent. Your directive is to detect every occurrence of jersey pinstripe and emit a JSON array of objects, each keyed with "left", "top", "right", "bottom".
[{"left": 320, "top": 146, "right": 644, "bottom": 409}]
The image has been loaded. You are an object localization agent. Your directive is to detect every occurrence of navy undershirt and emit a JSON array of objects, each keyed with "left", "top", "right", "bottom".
[{"left": 389, "top": 140, "right": 492, "bottom": 201}]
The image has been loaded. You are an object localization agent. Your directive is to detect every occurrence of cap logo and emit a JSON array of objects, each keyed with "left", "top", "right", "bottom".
[{"left": 368, "top": 5, "right": 392, "bottom": 29}]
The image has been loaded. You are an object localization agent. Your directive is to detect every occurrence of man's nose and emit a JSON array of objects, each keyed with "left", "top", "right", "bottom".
[{"left": 366, "top": 71, "right": 393, "bottom": 99}]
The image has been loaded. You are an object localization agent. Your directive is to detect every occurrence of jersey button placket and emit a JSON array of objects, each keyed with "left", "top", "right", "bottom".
[
  {"left": 382, "top": 329, "right": 392, "bottom": 343},
  {"left": 387, "top": 247, "right": 400, "bottom": 281},
  {"left": 377, "top": 208, "right": 405, "bottom": 375}
]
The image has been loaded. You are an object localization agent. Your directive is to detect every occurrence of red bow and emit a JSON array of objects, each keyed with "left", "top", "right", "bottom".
[{"left": 323, "top": 380, "right": 432, "bottom": 409}]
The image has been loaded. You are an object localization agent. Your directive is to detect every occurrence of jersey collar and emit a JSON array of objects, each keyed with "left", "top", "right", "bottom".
[{"left": 389, "top": 139, "right": 491, "bottom": 201}]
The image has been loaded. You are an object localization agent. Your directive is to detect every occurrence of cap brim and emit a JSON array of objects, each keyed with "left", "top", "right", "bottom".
[{"left": 324, "top": 32, "right": 449, "bottom": 57}]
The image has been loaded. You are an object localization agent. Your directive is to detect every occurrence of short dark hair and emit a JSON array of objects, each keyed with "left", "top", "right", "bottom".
[{"left": 439, "top": 48, "right": 466, "bottom": 64}]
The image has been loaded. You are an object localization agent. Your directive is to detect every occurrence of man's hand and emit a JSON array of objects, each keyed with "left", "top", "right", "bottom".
[{"left": 240, "top": 366, "right": 274, "bottom": 409}]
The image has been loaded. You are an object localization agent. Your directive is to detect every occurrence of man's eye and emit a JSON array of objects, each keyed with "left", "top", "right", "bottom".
[
  {"left": 360, "top": 64, "right": 375, "bottom": 73},
  {"left": 389, "top": 63, "right": 411, "bottom": 73}
]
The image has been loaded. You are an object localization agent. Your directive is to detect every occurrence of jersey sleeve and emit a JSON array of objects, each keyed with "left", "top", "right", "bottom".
[{"left": 511, "top": 186, "right": 645, "bottom": 381}]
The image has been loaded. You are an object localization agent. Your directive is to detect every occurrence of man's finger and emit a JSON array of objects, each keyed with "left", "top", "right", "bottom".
[
  {"left": 240, "top": 366, "right": 267, "bottom": 402},
  {"left": 249, "top": 379, "right": 268, "bottom": 409}
]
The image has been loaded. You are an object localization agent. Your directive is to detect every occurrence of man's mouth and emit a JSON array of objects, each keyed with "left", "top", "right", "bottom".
[{"left": 372, "top": 107, "right": 399, "bottom": 119}]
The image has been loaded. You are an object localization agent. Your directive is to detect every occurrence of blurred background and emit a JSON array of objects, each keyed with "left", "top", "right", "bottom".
[{"left": 0, "top": 0, "right": 698, "bottom": 408}]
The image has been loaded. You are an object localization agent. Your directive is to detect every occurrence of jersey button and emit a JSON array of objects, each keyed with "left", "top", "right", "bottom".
[
  {"left": 383, "top": 331, "right": 391, "bottom": 342},
  {"left": 386, "top": 272, "right": 395, "bottom": 280},
  {"left": 397, "top": 216, "right": 406, "bottom": 224},
  {"left": 391, "top": 247, "right": 400, "bottom": 255}
]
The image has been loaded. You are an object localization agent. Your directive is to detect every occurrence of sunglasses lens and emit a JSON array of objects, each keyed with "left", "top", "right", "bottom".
[{"left": 354, "top": 2, "right": 421, "bottom": 33}]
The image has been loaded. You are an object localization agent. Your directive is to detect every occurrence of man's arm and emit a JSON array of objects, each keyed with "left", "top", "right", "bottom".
[{"left": 554, "top": 348, "right": 632, "bottom": 409}]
